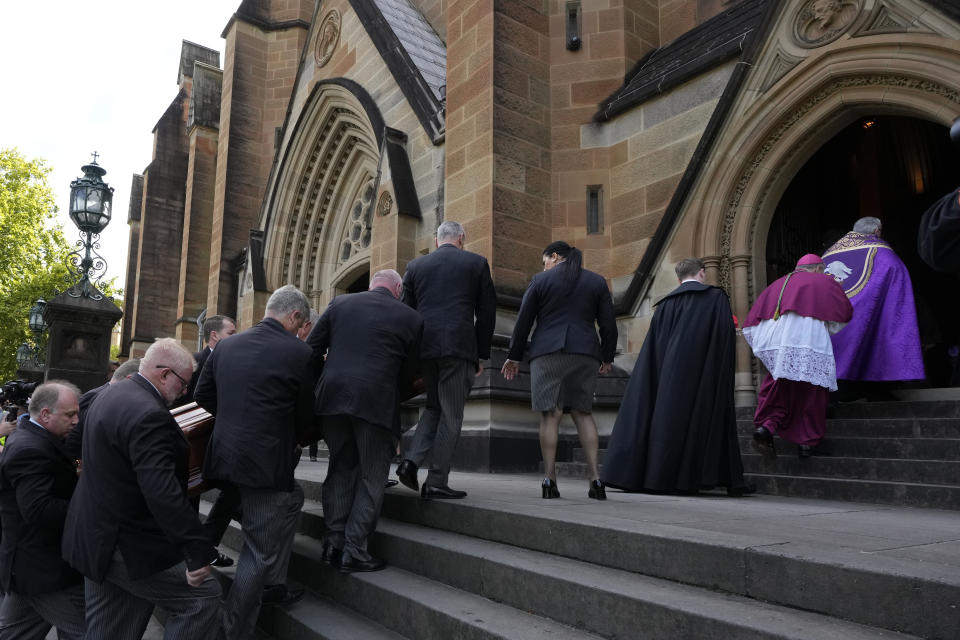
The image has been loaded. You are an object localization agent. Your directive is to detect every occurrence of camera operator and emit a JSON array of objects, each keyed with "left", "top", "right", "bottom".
[{"left": 0, "top": 382, "right": 38, "bottom": 450}]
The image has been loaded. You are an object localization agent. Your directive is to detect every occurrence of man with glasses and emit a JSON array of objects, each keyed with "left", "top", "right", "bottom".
[{"left": 63, "top": 338, "right": 222, "bottom": 639}]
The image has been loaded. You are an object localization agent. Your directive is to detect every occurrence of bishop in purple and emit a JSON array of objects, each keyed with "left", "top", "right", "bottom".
[{"left": 822, "top": 217, "right": 925, "bottom": 382}]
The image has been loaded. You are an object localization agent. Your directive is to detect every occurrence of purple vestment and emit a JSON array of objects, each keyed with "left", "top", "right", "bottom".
[{"left": 822, "top": 233, "right": 924, "bottom": 381}]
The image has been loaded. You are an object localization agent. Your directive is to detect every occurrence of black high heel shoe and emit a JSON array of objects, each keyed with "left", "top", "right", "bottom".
[
  {"left": 588, "top": 479, "right": 606, "bottom": 500},
  {"left": 542, "top": 477, "right": 560, "bottom": 499}
]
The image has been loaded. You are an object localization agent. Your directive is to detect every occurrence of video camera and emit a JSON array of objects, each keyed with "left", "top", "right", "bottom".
[{"left": 1, "top": 380, "right": 37, "bottom": 416}]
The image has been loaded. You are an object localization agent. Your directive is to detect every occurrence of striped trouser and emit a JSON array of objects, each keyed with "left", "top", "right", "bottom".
[
  {"left": 404, "top": 357, "right": 475, "bottom": 486},
  {"left": 321, "top": 415, "right": 395, "bottom": 561},
  {"left": 222, "top": 483, "right": 304, "bottom": 639}
]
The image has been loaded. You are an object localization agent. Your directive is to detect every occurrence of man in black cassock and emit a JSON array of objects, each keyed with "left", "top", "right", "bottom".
[
  {"left": 918, "top": 187, "right": 960, "bottom": 272},
  {"left": 601, "top": 258, "right": 751, "bottom": 496}
]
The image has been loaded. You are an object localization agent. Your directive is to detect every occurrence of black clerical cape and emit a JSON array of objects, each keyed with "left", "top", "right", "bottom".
[{"left": 602, "top": 281, "right": 747, "bottom": 492}]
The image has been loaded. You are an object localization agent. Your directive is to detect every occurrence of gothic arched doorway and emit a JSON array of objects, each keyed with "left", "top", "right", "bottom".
[{"left": 766, "top": 115, "right": 960, "bottom": 386}]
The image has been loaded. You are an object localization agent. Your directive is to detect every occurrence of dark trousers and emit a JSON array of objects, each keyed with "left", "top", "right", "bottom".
[
  {"left": 322, "top": 416, "right": 395, "bottom": 562},
  {"left": 202, "top": 484, "right": 242, "bottom": 546},
  {"left": 84, "top": 549, "right": 221, "bottom": 640},
  {"left": 0, "top": 585, "right": 85, "bottom": 640},
  {"left": 404, "top": 357, "right": 475, "bottom": 486},
  {"left": 223, "top": 484, "right": 303, "bottom": 639}
]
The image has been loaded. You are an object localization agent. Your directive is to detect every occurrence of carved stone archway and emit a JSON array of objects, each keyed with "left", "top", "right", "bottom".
[{"left": 686, "top": 34, "right": 960, "bottom": 403}]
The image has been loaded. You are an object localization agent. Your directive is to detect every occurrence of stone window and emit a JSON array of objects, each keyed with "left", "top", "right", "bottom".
[
  {"left": 339, "top": 179, "right": 375, "bottom": 264},
  {"left": 587, "top": 185, "right": 603, "bottom": 234}
]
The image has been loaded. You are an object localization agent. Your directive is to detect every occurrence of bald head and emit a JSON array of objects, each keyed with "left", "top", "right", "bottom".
[{"left": 370, "top": 269, "right": 403, "bottom": 299}]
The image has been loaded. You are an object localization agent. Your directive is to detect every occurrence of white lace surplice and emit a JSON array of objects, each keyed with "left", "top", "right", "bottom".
[{"left": 742, "top": 312, "right": 845, "bottom": 391}]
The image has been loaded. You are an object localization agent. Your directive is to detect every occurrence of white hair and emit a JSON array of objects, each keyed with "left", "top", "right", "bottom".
[
  {"left": 853, "top": 217, "right": 882, "bottom": 235},
  {"left": 370, "top": 269, "right": 402, "bottom": 289},
  {"left": 140, "top": 338, "right": 196, "bottom": 375},
  {"left": 437, "top": 221, "right": 465, "bottom": 242}
]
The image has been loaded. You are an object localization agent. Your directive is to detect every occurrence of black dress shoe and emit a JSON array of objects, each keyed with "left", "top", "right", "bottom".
[
  {"left": 727, "top": 483, "right": 757, "bottom": 497},
  {"left": 752, "top": 426, "right": 777, "bottom": 459},
  {"left": 421, "top": 484, "right": 467, "bottom": 499},
  {"left": 588, "top": 479, "right": 606, "bottom": 501},
  {"left": 542, "top": 477, "right": 560, "bottom": 499},
  {"left": 321, "top": 543, "right": 342, "bottom": 568},
  {"left": 385, "top": 479, "right": 399, "bottom": 488},
  {"left": 210, "top": 550, "right": 234, "bottom": 568},
  {"left": 396, "top": 459, "right": 419, "bottom": 492},
  {"left": 339, "top": 556, "right": 387, "bottom": 574},
  {"left": 261, "top": 584, "right": 305, "bottom": 607}
]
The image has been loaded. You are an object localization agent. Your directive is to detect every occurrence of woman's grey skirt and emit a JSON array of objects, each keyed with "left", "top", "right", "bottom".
[{"left": 529, "top": 352, "right": 599, "bottom": 413}]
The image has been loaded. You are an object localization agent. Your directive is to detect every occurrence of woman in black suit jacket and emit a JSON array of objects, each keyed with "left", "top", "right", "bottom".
[{"left": 502, "top": 241, "right": 617, "bottom": 500}]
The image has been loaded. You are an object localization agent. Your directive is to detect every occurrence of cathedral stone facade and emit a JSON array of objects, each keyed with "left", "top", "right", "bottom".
[{"left": 122, "top": 0, "right": 960, "bottom": 469}]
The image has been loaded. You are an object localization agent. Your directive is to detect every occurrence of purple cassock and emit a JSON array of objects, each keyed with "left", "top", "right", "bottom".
[
  {"left": 822, "top": 233, "right": 925, "bottom": 382},
  {"left": 744, "top": 268, "right": 853, "bottom": 446}
]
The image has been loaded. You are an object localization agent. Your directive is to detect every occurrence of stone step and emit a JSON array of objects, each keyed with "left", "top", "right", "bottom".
[
  {"left": 736, "top": 400, "right": 960, "bottom": 421},
  {"left": 742, "top": 453, "right": 960, "bottom": 486},
  {"left": 737, "top": 417, "right": 960, "bottom": 438},
  {"left": 210, "top": 546, "right": 405, "bottom": 640},
  {"left": 282, "top": 503, "right": 918, "bottom": 640},
  {"left": 365, "top": 483, "right": 960, "bottom": 639},
  {"left": 218, "top": 518, "right": 604, "bottom": 640},
  {"left": 742, "top": 472, "right": 960, "bottom": 510},
  {"left": 736, "top": 435, "right": 960, "bottom": 460}
]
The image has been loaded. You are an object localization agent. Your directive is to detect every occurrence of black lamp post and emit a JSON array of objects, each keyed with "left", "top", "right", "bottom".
[
  {"left": 67, "top": 153, "right": 114, "bottom": 300},
  {"left": 15, "top": 344, "right": 31, "bottom": 368},
  {"left": 28, "top": 299, "right": 47, "bottom": 334}
]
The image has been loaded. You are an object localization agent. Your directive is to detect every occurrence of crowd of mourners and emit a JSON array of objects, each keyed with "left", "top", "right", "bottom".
[{"left": 0, "top": 183, "right": 957, "bottom": 639}]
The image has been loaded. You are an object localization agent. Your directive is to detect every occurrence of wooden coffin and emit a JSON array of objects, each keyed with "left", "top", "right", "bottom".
[{"left": 171, "top": 401, "right": 214, "bottom": 497}]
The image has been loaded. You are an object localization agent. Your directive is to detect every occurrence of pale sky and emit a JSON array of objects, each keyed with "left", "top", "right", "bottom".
[{"left": 0, "top": 1, "right": 239, "bottom": 293}]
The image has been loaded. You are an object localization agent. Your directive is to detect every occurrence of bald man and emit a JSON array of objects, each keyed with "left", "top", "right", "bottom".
[{"left": 307, "top": 269, "right": 423, "bottom": 573}]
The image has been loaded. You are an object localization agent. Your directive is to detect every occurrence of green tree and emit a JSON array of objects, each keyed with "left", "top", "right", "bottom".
[{"left": 0, "top": 149, "right": 121, "bottom": 380}]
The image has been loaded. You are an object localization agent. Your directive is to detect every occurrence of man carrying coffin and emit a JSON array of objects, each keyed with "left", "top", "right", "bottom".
[
  {"left": 743, "top": 255, "right": 853, "bottom": 458},
  {"left": 823, "top": 217, "right": 924, "bottom": 384}
]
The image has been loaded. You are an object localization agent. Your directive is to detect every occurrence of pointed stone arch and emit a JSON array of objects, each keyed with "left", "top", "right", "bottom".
[
  {"left": 257, "top": 78, "right": 422, "bottom": 311},
  {"left": 683, "top": 34, "right": 960, "bottom": 403}
]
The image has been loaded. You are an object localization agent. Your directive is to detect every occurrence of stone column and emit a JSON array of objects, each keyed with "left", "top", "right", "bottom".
[
  {"left": 729, "top": 254, "right": 755, "bottom": 406},
  {"left": 702, "top": 255, "right": 721, "bottom": 286},
  {"left": 44, "top": 286, "right": 123, "bottom": 393}
]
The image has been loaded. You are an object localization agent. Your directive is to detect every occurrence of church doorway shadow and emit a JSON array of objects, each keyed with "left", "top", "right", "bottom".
[{"left": 766, "top": 115, "right": 960, "bottom": 388}]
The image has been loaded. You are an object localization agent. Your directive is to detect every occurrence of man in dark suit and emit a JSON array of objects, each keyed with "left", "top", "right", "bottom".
[
  {"left": 396, "top": 221, "right": 497, "bottom": 498},
  {"left": 196, "top": 284, "right": 314, "bottom": 639},
  {"left": 175, "top": 314, "right": 236, "bottom": 409},
  {"left": 0, "top": 381, "right": 85, "bottom": 639},
  {"left": 62, "top": 338, "right": 221, "bottom": 639},
  {"left": 308, "top": 270, "right": 422, "bottom": 572},
  {"left": 63, "top": 358, "right": 140, "bottom": 460}
]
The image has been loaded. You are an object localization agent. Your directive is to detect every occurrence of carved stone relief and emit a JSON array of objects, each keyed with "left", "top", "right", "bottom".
[
  {"left": 852, "top": 1, "right": 935, "bottom": 38},
  {"left": 793, "top": 0, "right": 862, "bottom": 47},
  {"left": 315, "top": 10, "right": 341, "bottom": 68},
  {"left": 376, "top": 191, "right": 393, "bottom": 217},
  {"left": 760, "top": 47, "right": 804, "bottom": 93}
]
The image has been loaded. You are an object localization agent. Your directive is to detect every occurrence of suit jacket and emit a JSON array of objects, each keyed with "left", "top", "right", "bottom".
[
  {"left": 62, "top": 375, "right": 216, "bottom": 582},
  {"left": 308, "top": 287, "right": 423, "bottom": 435},
  {"left": 508, "top": 265, "right": 617, "bottom": 363},
  {"left": 0, "top": 421, "right": 81, "bottom": 595},
  {"left": 195, "top": 317, "right": 314, "bottom": 491},
  {"left": 402, "top": 243, "right": 497, "bottom": 363},
  {"left": 172, "top": 346, "right": 210, "bottom": 409},
  {"left": 63, "top": 381, "right": 109, "bottom": 459}
]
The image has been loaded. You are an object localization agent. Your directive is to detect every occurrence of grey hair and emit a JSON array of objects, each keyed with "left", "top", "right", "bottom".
[
  {"left": 370, "top": 269, "right": 402, "bottom": 289},
  {"left": 437, "top": 221, "right": 465, "bottom": 242},
  {"left": 112, "top": 359, "right": 141, "bottom": 382},
  {"left": 853, "top": 217, "right": 882, "bottom": 235},
  {"left": 140, "top": 338, "right": 196, "bottom": 375},
  {"left": 28, "top": 380, "right": 80, "bottom": 419},
  {"left": 265, "top": 284, "right": 310, "bottom": 320},
  {"left": 308, "top": 309, "right": 321, "bottom": 327}
]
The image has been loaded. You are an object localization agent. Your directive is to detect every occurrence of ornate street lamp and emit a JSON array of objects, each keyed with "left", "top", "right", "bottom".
[
  {"left": 67, "top": 153, "right": 114, "bottom": 300},
  {"left": 28, "top": 299, "right": 47, "bottom": 333},
  {"left": 15, "top": 343, "right": 32, "bottom": 367}
]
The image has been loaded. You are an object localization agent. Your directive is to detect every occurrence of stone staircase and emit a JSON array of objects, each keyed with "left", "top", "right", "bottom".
[
  {"left": 555, "top": 399, "right": 960, "bottom": 510},
  {"left": 204, "top": 468, "right": 960, "bottom": 640}
]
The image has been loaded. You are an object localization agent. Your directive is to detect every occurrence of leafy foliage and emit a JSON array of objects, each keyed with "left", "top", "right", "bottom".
[{"left": 0, "top": 149, "right": 122, "bottom": 380}]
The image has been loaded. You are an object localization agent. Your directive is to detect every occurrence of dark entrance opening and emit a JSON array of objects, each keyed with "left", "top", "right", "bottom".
[
  {"left": 766, "top": 115, "right": 960, "bottom": 387},
  {"left": 344, "top": 271, "right": 369, "bottom": 294}
]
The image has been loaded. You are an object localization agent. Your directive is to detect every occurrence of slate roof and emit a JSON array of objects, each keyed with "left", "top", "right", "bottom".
[
  {"left": 595, "top": 0, "right": 770, "bottom": 122},
  {"left": 349, "top": 0, "right": 446, "bottom": 142}
]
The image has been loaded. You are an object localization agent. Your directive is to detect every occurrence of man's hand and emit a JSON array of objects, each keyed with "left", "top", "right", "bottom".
[
  {"left": 476, "top": 362, "right": 484, "bottom": 378},
  {"left": 501, "top": 359, "right": 520, "bottom": 380},
  {"left": 186, "top": 565, "right": 211, "bottom": 587},
  {"left": 598, "top": 362, "right": 612, "bottom": 375}
]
